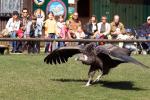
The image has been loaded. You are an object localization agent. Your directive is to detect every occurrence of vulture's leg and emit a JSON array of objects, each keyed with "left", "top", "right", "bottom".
[
  {"left": 93, "top": 71, "right": 103, "bottom": 83},
  {"left": 85, "top": 66, "right": 96, "bottom": 87}
]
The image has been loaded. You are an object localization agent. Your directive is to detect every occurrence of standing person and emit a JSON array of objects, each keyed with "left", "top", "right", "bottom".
[
  {"left": 26, "top": 15, "right": 38, "bottom": 54},
  {"left": 44, "top": 12, "right": 57, "bottom": 53},
  {"left": 6, "top": 11, "right": 20, "bottom": 53},
  {"left": 84, "top": 15, "right": 98, "bottom": 38},
  {"left": 56, "top": 15, "right": 66, "bottom": 47},
  {"left": 34, "top": 14, "right": 44, "bottom": 53}
]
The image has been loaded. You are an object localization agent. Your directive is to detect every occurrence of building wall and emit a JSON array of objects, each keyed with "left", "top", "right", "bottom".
[
  {"left": 0, "top": 0, "right": 32, "bottom": 31},
  {"left": 92, "top": 0, "right": 150, "bottom": 27}
]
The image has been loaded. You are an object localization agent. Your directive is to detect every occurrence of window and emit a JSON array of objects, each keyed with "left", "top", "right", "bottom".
[{"left": 0, "top": 0, "right": 23, "bottom": 17}]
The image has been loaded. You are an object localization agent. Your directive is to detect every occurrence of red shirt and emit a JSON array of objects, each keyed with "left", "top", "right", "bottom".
[{"left": 17, "top": 29, "right": 24, "bottom": 38}]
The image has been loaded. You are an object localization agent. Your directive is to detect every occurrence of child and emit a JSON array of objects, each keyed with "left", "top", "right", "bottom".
[
  {"left": 74, "top": 27, "right": 85, "bottom": 45},
  {"left": 16, "top": 24, "right": 24, "bottom": 39},
  {"left": 44, "top": 12, "right": 57, "bottom": 53},
  {"left": 16, "top": 24, "right": 24, "bottom": 53},
  {"left": 56, "top": 15, "right": 72, "bottom": 47},
  {"left": 27, "top": 15, "right": 39, "bottom": 54},
  {"left": 75, "top": 26, "right": 85, "bottom": 39},
  {"left": 123, "top": 29, "right": 138, "bottom": 52},
  {"left": 34, "top": 14, "right": 44, "bottom": 53}
]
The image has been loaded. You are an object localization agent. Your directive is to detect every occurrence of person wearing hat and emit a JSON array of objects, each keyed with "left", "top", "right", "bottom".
[
  {"left": 6, "top": 11, "right": 20, "bottom": 53},
  {"left": 137, "top": 16, "right": 150, "bottom": 53}
]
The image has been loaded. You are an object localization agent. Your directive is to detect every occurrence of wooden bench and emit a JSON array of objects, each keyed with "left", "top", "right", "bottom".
[{"left": 0, "top": 41, "right": 10, "bottom": 54}]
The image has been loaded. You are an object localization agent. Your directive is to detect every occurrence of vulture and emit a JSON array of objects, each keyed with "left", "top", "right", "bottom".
[{"left": 44, "top": 43, "right": 149, "bottom": 86}]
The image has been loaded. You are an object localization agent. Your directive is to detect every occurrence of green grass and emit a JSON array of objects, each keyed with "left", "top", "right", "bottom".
[{"left": 0, "top": 55, "right": 150, "bottom": 100}]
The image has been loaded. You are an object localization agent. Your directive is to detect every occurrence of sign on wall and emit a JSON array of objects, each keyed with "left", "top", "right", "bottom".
[
  {"left": 33, "top": 0, "right": 68, "bottom": 19},
  {"left": 34, "top": 9, "right": 45, "bottom": 20},
  {"left": 34, "top": 0, "right": 45, "bottom": 6},
  {"left": 46, "top": 0, "right": 67, "bottom": 19},
  {"left": 68, "top": 0, "right": 75, "bottom": 4}
]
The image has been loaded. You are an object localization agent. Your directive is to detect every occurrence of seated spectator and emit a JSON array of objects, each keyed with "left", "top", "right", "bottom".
[
  {"left": 16, "top": 23, "right": 24, "bottom": 53},
  {"left": 16, "top": 24, "right": 24, "bottom": 39},
  {"left": 137, "top": 16, "right": 150, "bottom": 53},
  {"left": 84, "top": 15, "right": 98, "bottom": 38},
  {"left": 44, "top": 12, "right": 58, "bottom": 53},
  {"left": 110, "top": 15, "right": 126, "bottom": 39},
  {"left": 110, "top": 15, "right": 126, "bottom": 47},
  {"left": 6, "top": 11, "right": 20, "bottom": 53},
  {"left": 123, "top": 29, "right": 138, "bottom": 52},
  {"left": 20, "top": 8, "right": 30, "bottom": 38},
  {"left": 93, "top": 16, "right": 111, "bottom": 39},
  {"left": 20, "top": 8, "right": 30, "bottom": 52},
  {"left": 66, "top": 12, "right": 82, "bottom": 39},
  {"left": 75, "top": 26, "right": 85, "bottom": 39}
]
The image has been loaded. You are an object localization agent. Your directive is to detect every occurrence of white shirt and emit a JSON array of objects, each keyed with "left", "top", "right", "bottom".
[
  {"left": 6, "top": 18, "right": 20, "bottom": 32},
  {"left": 75, "top": 32, "right": 85, "bottom": 39},
  {"left": 92, "top": 23, "right": 97, "bottom": 33},
  {"left": 97, "top": 22, "right": 111, "bottom": 35}
]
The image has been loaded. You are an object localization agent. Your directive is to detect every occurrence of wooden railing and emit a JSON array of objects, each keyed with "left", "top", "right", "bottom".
[{"left": 0, "top": 38, "right": 150, "bottom": 42}]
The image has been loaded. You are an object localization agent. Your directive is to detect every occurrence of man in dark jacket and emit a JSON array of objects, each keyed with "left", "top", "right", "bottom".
[{"left": 84, "top": 15, "right": 98, "bottom": 39}]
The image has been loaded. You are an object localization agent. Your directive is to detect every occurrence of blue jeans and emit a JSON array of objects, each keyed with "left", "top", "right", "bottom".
[
  {"left": 58, "top": 42, "right": 65, "bottom": 48},
  {"left": 139, "top": 36, "right": 150, "bottom": 50},
  {"left": 11, "top": 32, "right": 17, "bottom": 52},
  {"left": 146, "top": 36, "right": 150, "bottom": 50},
  {"left": 45, "top": 33, "right": 58, "bottom": 53}
]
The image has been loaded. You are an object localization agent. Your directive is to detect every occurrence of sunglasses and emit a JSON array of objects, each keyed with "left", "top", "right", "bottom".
[{"left": 23, "top": 12, "right": 27, "bottom": 13}]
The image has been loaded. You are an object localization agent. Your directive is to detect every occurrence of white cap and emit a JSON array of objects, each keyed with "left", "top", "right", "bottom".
[{"left": 147, "top": 16, "right": 150, "bottom": 21}]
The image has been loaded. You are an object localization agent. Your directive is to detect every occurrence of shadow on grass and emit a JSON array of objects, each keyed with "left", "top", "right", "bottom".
[
  {"left": 51, "top": 79, "right": 146, "bottom": 91},
  {"left": 51, "top": 79, "right": 87, "bottom": 82},
  {"left": 95, "top": 80, "right": 146, "bottom": 91}
]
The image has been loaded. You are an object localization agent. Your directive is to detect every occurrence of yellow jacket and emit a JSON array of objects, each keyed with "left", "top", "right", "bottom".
[{"left": 44, "top": 19, "right": 57, "bottom": 36}]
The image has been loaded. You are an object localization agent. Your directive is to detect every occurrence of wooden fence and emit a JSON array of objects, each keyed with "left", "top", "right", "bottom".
[{"left": 0, "top": 38, "right": 150, "bottom": 42}]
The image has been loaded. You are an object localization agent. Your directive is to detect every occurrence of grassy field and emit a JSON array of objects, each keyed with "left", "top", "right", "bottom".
[{"left": 0, "top": 55, "right": 150, "bottom": 100}]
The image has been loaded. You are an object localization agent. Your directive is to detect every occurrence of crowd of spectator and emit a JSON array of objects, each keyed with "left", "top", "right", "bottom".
[{"left": 3, "top": 8, "right": 150, "bottom": 54}]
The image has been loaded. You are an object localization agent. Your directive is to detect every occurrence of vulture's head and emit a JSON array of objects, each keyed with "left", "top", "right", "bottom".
[{"left": 84, "top": 43, "right": 96, "bottom": 53}]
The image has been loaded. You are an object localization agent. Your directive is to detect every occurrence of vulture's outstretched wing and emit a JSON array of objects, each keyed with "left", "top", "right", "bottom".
[
  {"left": 44, "top": 46, "right": 82, "bottom": 64},
  {"left": 96, "top": 44, "right": 149, "bottom": 68}
]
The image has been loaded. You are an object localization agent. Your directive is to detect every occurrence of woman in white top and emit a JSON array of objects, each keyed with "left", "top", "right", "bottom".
[{"left": 6, "top": 11, "right": 20, "bottom": 53}]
